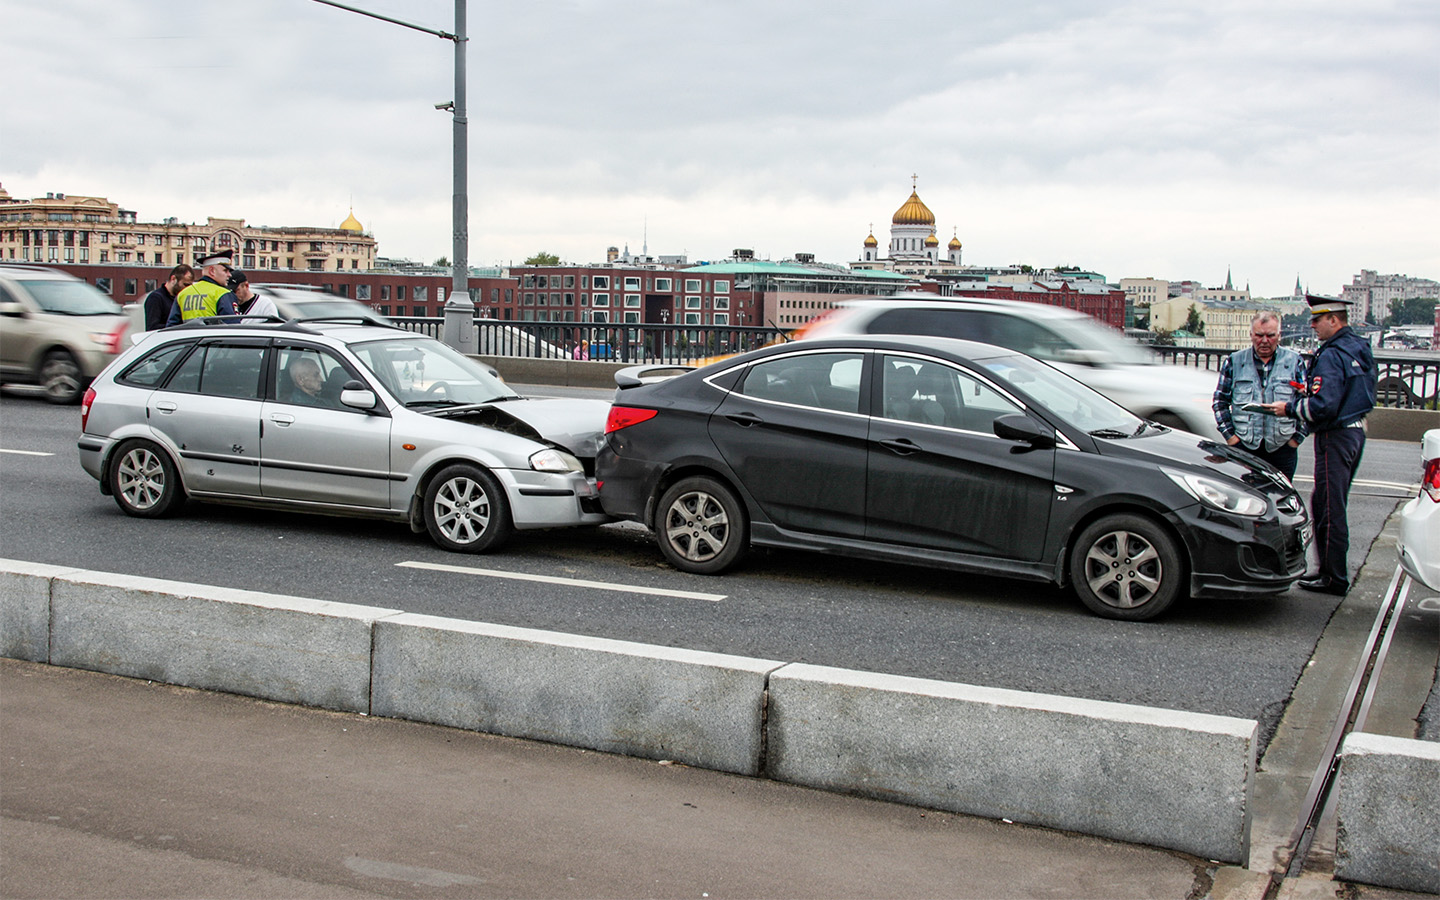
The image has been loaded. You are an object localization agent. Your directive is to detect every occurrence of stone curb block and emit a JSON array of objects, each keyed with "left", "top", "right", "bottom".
[
  {"left": 1335, "top": 732, "right": 1440, "bottom": 894},
  {"left": 766, "top": 663, "right": 1257, "bottom": 864},
  {"left": 41, "top": 564, "right": 400, "bottom": 713},
  {"left": 0, "top": 560, "right": 84, "bottom": 663},
  {"left": 372, "top": 613, "right": 783, "bottom": 775}
]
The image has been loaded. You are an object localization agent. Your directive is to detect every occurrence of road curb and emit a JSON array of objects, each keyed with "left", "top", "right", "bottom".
[{"left": 1, "top": 557, "right": 1256, "bottom": 863}]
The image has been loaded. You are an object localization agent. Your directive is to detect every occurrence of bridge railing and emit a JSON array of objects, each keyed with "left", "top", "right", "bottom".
[{"left": 387, "top": 317, "right": 1438, "bottom": 410}]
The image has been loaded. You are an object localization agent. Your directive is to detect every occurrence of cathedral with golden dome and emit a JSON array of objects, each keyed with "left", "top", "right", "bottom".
[{"left": 855, "top": 177, "right": 963, "bottom": 273}]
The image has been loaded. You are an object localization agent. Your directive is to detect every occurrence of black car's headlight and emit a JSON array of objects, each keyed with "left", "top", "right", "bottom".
[
  {"left": 1163, "top": 467, "right": 1268, "bottom": 517},
  {"left": 529, "top": 448, "right": 583, "bottom": 474}
]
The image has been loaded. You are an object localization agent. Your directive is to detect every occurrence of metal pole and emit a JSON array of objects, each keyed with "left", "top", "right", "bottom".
[{"left": 441, "top": 0, "right": 476, "bottom": 352}]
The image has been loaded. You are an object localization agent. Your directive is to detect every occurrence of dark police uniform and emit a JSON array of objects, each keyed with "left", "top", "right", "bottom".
[{"left": 1281, "top": 295, "right": 1376, "bottom": 594}]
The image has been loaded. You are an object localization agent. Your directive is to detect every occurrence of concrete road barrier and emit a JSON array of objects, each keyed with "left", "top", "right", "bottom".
[
  {"left": 766, "top": 663, "right": 1257, "bottom": 864},
  {"left": 1, "top": 559, "right": 1261, "bottom": 863},
  {"left": 1335, "top": 732, "right": 1440, "bottom": 894},
  {"left": 372, "top": 613, "right": 782, "bottom": 774}
]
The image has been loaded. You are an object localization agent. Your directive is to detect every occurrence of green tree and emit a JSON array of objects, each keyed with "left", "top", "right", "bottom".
[
  {"left": 1151, "top": 328, "right": 1176, "bottom": 346},
  {"left": 433, "top": 256, "right": 449, "bottom": 267},
  {"left": 525, "top": 251, "right": 560, "bottom": 265},
  {"left": 1386, "top": 296, "right": 1438, "bottom": 326},
  {"left": 1184, "top": 305, "right": 1206, "bottom": 336}
]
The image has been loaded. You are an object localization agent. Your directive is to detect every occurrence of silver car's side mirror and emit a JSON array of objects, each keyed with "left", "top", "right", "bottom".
[
  {"left": 340, "top": 380, "right": 378, "bottom": 412},
  {"left": 0, "top": 300, "right": 27, "bottom": 317}
]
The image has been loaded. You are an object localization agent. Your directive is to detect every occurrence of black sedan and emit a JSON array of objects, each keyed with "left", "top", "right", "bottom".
[{"left": 596, "top": 336, "right": 1310, "bottom": 621}]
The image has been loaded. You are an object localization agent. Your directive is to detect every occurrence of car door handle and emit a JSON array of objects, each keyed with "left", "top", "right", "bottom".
[
  {"left": 879, "top": 438, "right": 922, "bottom": 455},
  {"left": 725, "top": 412, "right": 764, "bottom": 427},
  {"left": 269, "top": 413, "right": 295, "bottom": 427},
  {"left": 155, "top": 401, "right": 177, "bottom": 415}
]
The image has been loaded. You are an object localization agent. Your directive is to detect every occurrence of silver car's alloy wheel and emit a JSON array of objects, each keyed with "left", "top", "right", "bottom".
[
  {"left": 664, "top": 490, "right": 730, "bottom": 563},
  {"left": 422, "top": 464, "right": 512, "bottom": 554},
  {"left": 433, "top": 475, "right": 492, "bottom": 545},
  {"left": 40, "top": 351, "right": 83, "bottom": 404},
  {"left": 116, "top": 446, "right": 168, "bottom": 512},
  {"left": 1083, "top": 529, "right": 1162, "bottom": 609}
]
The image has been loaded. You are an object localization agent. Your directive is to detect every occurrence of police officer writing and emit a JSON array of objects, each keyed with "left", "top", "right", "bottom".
[
  {"left": 1212, "top": 311, "right": 1307, "bottom": 480},
  {"left": 166, "top": 249, "right": 239, "bottom": 326},
  {"left": 1260, "top": 294, "right": 1377, "bottom": 595}
]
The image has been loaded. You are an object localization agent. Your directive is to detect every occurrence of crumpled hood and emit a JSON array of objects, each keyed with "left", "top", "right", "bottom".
[
  {"left": 486, "top": 397, "right": 611, "bottom": 458},
  {"left": 1093, "top": 427, "right": 1296, "bottom": 496}
]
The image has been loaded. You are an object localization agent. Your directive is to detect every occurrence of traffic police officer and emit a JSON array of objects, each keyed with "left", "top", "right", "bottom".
[
  {"left": 1261, "top": 294, "right": 1376, "bottom": 595},
  {"left": 166, "top": 249, "right": 239, "bottom": 326}
]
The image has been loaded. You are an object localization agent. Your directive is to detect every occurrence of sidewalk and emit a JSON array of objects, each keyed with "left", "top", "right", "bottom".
[{"left": 0, "top": 658, "right": 1199, "bottom": 900}]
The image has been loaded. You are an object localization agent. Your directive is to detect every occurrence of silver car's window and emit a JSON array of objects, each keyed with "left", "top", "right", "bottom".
[
  {"left": 118, "top": 341, "right": 194, "bottom": 388},
  {"left": 738, "top": 353, "right": 862, "bottom": 413},
  {"left": 164, "top": 343, "right": 266, "bottom": 400},
  {"left": 16, "top": 279, "right": 121, "bottom": 316},
  {"left": 348, "top": 337, "right": 517, "bottom": 407},
  {"left": 980, "top": 354, "right": 1141, "bottom": 435},
  {"left": 273, "top": 346, "right": 353, "bottom": 410},
  {"left": 881, "top": 355, "right": 1021, "bottom": 432}
]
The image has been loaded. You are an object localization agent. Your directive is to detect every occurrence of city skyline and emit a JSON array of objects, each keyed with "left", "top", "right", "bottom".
[{"left": 3, "top": 0, "right": 1435, "bottom": 298}]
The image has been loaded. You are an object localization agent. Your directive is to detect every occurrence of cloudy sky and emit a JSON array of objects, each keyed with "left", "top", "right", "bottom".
[{"left": 3, "top": 0, "right": 1436, "bottom": 297}]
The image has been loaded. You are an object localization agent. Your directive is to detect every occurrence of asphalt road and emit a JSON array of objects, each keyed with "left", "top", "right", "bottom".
[{"left": 0, "top": 386, "right": 1422, "bottom": 751}]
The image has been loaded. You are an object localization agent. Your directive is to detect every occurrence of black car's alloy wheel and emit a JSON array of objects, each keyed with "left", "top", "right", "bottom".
[
  {"left": 1070, "top": 513, "right": 1183, "bottom": 621},
  {"left": 109, "top": 439, "right": 184, "bottom": 518},
  {"left": 424, "top": 463, "right": 512, "bottom": 553},
  {"left": 655, "top": 476, "right": 747, "bottom": 574}
]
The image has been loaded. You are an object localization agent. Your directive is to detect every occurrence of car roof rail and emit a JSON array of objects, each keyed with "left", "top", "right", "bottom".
[
  {"left": 167, "top": 315, "right": 291, "bottom": 331},
  {"left": 277, "top": 314, "right": 400, "bottom": 330}
]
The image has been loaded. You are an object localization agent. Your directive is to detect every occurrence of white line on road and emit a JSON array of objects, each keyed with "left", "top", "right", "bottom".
[
  {"left": 396, "top": 560, "right": 726, "bottom": 602},
  {"left": 0, "top": 448, "right": 54, "bottom": 457}
]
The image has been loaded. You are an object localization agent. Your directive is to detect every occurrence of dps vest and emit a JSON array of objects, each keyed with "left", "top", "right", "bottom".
[
  {"left": 176, "top": 279, "right": 232, "bottom": 322},
  {"left": 1229, "top": 346, "right": 1303, "bottom": 451}
]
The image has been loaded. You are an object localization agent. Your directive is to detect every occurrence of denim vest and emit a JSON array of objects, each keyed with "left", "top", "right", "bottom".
[{"left": 1230, "top": 347, "right": 1302, "bottom": 451}]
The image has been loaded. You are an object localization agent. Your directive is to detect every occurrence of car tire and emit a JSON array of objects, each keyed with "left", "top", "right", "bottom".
[
  {"left": 39, "top": 350, "right": 84, "bottom": 404},
  {"left": 1149, "top": 411, "right": 1187, "bottom": 431},
  {"left": 423, "top": 463, "right": 512, "bottom": 553},
  {"left": 654, "top": 476, "right": 747, "bottom": 574},
  {"left": 1069, "top": 513, "right": 1183, "bottom": 621},
  {"left": 109, "top": 439, "right": 185, "bottom": 518}
]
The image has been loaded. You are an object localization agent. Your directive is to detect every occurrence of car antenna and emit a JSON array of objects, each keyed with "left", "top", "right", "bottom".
[{"left": 766, "top": 319, "right": 792, "bottom": 342}]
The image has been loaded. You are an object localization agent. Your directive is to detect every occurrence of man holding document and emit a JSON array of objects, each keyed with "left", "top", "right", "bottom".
[{"left": 1212, "top": 310, "right": 1307, "bottom": 480}]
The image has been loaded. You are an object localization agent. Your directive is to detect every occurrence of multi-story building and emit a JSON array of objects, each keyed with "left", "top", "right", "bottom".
[
  {"left": 0, "top": 185, "right": 377, "bottom": 273},
  {"left": 1340, "top": 269, "right": 1440, "bottom": 322},
  {"left": 1150, "top": 295, "right": 1277, "bottom": 349}
]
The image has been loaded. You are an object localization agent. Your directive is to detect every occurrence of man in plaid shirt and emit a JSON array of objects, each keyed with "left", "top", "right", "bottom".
[{"left": 1211, "top": 311, "right": 1307, "bottom": 479}]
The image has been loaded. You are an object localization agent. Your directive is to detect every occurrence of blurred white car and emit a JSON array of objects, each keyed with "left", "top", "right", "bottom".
[
  {"left": 125, "top": 283, "right": 384, "bottom": 337},
  {"left": 1396, "top": 429, "right": 1440, "bottom": 591},
  {"left": 795, "top": 295, "right": 1221, "bottom": 438}
]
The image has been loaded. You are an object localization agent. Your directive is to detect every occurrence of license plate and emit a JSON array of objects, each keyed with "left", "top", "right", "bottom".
[{"left": 1300, "top": 522, "right": 1313, "bottom": 548}]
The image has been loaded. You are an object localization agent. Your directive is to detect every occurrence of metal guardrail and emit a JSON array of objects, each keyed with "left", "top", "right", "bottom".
[{"left": 389, "top": 317, "right": 1439, "bottom": 411}]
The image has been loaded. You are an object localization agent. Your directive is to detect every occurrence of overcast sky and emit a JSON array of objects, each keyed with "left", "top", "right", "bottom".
[{"left": 3, "top": 0, "right": 1436, "bottom": 297}]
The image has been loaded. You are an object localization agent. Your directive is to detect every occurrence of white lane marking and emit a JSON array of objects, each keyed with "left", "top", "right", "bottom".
[
  {"left": 397, "top": 560, "right": 726, "bottom": 602},
  {"left": 1291, "top": 475, "right": 1417, "bottom": 492},
  {"left": 0, "top": 448, "right": 54, "bottom": 457}
]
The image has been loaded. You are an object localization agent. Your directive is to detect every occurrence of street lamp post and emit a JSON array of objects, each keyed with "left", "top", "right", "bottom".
[{"left": 312, "top": 0, "right": 475, "bottom": 353}]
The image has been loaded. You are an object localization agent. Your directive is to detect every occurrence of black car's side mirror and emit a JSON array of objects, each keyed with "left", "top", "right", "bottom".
[{"left": 994, "top": 413, "right": 1056, "bottom": 449}]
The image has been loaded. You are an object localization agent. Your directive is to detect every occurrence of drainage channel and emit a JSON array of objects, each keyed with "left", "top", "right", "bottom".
[{"left": 1263, "top": 565, "right": 1414, "bottom": 897}]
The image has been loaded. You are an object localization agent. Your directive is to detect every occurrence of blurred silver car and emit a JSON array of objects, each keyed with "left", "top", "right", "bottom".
[
  {"left": 0, "top": 264, "right": 130, "bottom": 403},
  {"left": 125, "top": 282, "right": 383, "bottom": 335},
  {"left": 796, "top": 295, "right": 1221, "bottom": 438},
  {"left": 78, "top": 317, "right": 610, "bottom": 552}
]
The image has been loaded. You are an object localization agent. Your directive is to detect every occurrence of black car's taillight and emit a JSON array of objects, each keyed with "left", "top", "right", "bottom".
[{"left": 605, "top": 406, "right": 658, "bottom": 434}]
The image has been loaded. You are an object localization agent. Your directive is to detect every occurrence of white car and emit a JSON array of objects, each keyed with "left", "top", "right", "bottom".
[
  {"left": 1396, "top": 429, "right": 1440, "bottom": 591},
  {"left": 795, "top": 295, "right": 1221, "bottom": 438}
]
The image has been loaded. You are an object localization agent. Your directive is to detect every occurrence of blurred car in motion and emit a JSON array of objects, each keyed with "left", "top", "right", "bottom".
[
  {"left": 79, "top": 316, "right": 609, "bottom": 553},
  {"left": 1396, "top": 429, "right": 1440, "bottom": 591},
  {"left": 795, "top": 295, "right": 1221, "bottom": 438},
  {"left": 0, "top": 264, "right": 130, "bottom": 403},
  {"left": 597, "top": 335, "right": 1310, "bottom": 621},
  {"left": 125, "top": 282, "right": 385, "bottom": 336}
]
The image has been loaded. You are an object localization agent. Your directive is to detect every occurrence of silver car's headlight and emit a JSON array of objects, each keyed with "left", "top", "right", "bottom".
[
  {"left": 1163, "top": 467, "right": 1268, "bottom": 517},
  {"left": 529, "top": 448, "right": 583, "bottom": 473}
]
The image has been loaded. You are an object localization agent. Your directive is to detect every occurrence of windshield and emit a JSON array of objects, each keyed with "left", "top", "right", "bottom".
[
  {"left": 348, "top": 336, "right": 518, "bottom": 407},
  {"left": 20, "top": 279, "right": 122, "bottom": 316},
  {"left": 1044, "top": 314, "right": 1155, "bottom": 366},
  {"left": 979, "top": 353, "right": 1145, "bottom": 436}
]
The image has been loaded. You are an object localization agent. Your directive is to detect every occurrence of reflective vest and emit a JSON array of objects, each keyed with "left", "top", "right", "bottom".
[
  {"left": 1229, "top": 346, "right": 1303, "bottom": 451},
  {"left": 176, "top": 279, "right": 232, "bottom": 322}
]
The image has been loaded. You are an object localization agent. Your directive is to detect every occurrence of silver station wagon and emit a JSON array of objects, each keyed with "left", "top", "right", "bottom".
[{"left": 78, "top": 316, "right": 611, "bottom": 552}]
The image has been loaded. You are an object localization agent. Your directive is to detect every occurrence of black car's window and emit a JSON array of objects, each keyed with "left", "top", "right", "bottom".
[
  {"left": 164, "top": 343, "right": 266, "bottom": 400},
  {"left": 881, "top": 355, "right": 1021, "bottom": 433},
  {"left": 273, "top": 346, "right": 355, "bottom": 410},
  {"left": 117, "top": 341, "right": 195, "bottom": 388},
  {"left": 739, "top": 353, "right": 862, "bottom": 414}
]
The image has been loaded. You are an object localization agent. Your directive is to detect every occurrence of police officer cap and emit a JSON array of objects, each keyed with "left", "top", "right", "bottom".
[
  {"left": 196, "top": 248, "right": 235, "bottom": 268},
  {"left": 226, "top": 269, "right": 248, "bottom": 291},
  {"left": 1305, "top": 293, "right": 1352, "bottom": 317}
]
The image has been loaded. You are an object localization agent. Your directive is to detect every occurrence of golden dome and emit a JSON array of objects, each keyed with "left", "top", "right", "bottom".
[
  {"left": 924, "top": 232, "right": 939, "bottom": 247},
  {"left": 949, "top": 235, "right": 962, "bottom": 250},
  {"left": 863, "top": 232, "right": 878, "bottom": 247},
  {"left": 892, "top": 189, "right": 935, "bottom": 227},
  {"left": 339, "top": 209, "right": 364, "bottom": 233}
]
